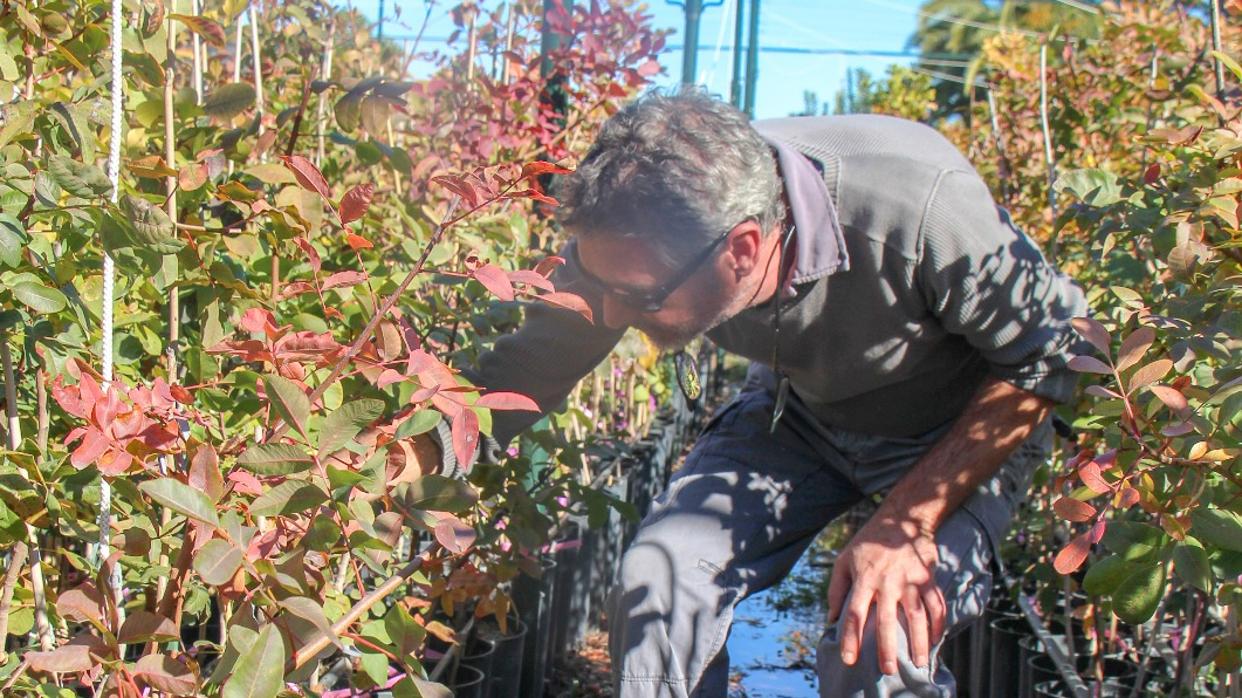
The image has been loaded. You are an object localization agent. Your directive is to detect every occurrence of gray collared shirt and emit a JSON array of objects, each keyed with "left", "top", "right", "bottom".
[{"left": 470, "top": 114, "right": 1086, "bottom": 442}]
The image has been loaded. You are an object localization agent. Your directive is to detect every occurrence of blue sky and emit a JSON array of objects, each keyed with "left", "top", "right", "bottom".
[{"left": 350, "top": 0, "right": 928, "bottom": 120}]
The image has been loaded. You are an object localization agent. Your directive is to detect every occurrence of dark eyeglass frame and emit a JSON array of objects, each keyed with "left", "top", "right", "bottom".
[{"left": 571, "top": 226, "right": 736, "bottom": 313}]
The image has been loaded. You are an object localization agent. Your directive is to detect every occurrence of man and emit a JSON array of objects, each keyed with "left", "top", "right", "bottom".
[{"left": 457, "top": 89, "right": 1085, "bottom": 696}]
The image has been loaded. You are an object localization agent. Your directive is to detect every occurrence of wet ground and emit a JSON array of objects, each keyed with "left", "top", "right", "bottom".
[{"left": 725, "top": 547, "right": 833, "bottom": 698}]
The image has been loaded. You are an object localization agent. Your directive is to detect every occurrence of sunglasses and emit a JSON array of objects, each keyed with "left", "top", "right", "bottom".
[{"left": 571, "top": 226, "right": 735, "bottom": 313}]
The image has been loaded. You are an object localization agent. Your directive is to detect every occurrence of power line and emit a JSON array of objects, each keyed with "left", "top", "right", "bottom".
[{"left": 382, "top": 34, "right": 974, "bottom": 61}]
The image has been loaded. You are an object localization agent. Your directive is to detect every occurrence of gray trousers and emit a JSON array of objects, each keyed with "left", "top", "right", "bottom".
[{"left": 608, "top": 376, "right": 1052, "bottom": 697}]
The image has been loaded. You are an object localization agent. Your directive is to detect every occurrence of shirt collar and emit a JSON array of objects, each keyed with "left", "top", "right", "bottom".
[{"left": 761, "top": 134, "right": 850, "bottom": 284}]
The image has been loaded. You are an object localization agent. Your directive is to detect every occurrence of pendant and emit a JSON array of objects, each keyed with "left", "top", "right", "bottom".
[
  {"left": 674, "top": 350, "right": 702, "bottom": 402},
  {"left": 770, "top": 374, "right": 790, "bottom": 434}
]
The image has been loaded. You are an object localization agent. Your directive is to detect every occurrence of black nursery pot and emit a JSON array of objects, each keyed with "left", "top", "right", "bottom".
[
  {"left": 1028, "top": 652, "right": 1138, "bottom": 695},
  {"left": 451, "top": 664, "right": 487, "bottom": 698},
  {"left": 461, "top": 636, "right": 497, "bottom": 698},
  {"left": 988, "top": 615, "right": 1033, "bottom": 698},
  {"left": 1018, "top": 634, "right": 1045, "bottom": 698},
  {"left": 514, "top": 556, "right": 557, "bottom": 698},
  {"left": 475, "top": 617, "right": 527, "bottom": 697}
]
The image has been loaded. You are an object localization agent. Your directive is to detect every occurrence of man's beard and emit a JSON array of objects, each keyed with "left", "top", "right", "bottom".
[{"left": 638, "top": 291, "right": 742, "bottom": 351}]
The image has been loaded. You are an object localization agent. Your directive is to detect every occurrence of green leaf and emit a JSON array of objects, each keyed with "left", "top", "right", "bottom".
[
  {"left": 46, "top": 154, "right": 111, "bottom": 198},
  {"left": 204, "top": 82, "right": 257, "bottom": 119},
  {"left": 394, "top": 409, "right": 441, "bottom": 440},
  {"left": 236, "top": 444, "right": 314, "bottom": 476},
  {"left": 12, "top": 281, "right": 66, "bottom": 314},
  {"left": 404, "top": 475, "right": 477, "bottom": 514},
  {"left": 1112, "top": 562, "right": 1166, "bottom": 624},
  {"left": 1054, "top": 168, "right": 1124, "bottom": 207},
  {"left": 139, "top": 478, "right": 219, "bottom": 528},
  {"left": 120, "top": 194, "right": 181, "bottom": 252},
  {"left": 0, "top": 214, "right": 27, "bottom": 268},
  {"left": 383, "top": 603, "right": 426, "bottom": 658},
  {"left": 222, "top": 624, "right": 285, "bottom": 698},
  {"left": 263, "top": 375, "right": 310, "bottom": 440},
  {"left": 194, "top": 539, "right": 243, "bottom": 586},
  {"left": 1101, "top": 521, "right": 1166, "bottom": 561},
  {"left": 1172, "top": 539, "right": 1213, "bottom": 593},
  {"left": 279, "top": 596, "right": 341, "bottom": 649},
  {"left": 359, "top": 651, "right": 388, "bottom": 686},
  {"left": 1212, "top": 50, "right": 1242, "bottom": 83},
  {"left": 1083, "top": 554, "right": 1136, "bottom": 596},
  {"left": 1190, "top": 508, "right": 1242, "bottom": 553},
  {"left": 318, "top": 399, "right": 385, "bottom": 457},
  {"left": 250, "top": 480, "right": 327, "bottom": 517}
]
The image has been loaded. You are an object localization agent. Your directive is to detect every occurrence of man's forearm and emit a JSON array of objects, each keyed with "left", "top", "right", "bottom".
[{"left": 871, "top": 376, "right": 1054, "bottom": 537}]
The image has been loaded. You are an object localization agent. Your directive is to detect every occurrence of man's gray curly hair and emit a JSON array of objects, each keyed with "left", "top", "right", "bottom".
[{"left": 557, "top": 88, "right": 785, "bottom": 267}]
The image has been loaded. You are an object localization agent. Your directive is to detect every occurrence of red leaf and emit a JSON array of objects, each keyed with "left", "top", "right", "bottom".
[
  {"left": 279, "top": 155, "right": 332, "bottom": 202},
  {"left": 475, "top": 392, "right": 540, "bottom": 412},
  {"left": 520, "top": 161, "right": 573, "bottom": 179},
  {"left": 240, "top": 308, "right": 278, "bottom": 337},
  {"left": 169, "top": 384, "right": 194, "bottom": 404},
  {"left": 26, "top": 644, "right": 95, "bottom": 674},
  {"left": 473, "top": 263, "right": 515, "bottom": 301},
  {"left": 1070, "top": 316, "right": 1111, "bottom": 356},
  {"left": 294, "top": 238, "right": 322, "bottom": 274},
  {"left": 1149, "top": 384, "right": 1191, "bottom": 417},
  {"left": 507, "top": 269, "right": 555, "bottom": 292},
  {"left": 346, "top": 234, "right": 373, "bottom": 250},
  {"left": 338, "top": 183, "right": 375, "bottom": 225},
  {"left": 451, "top": 409, "right": 480, "bottom": 466},
  {"left": 1079, "top": 461, "right": 1113, "bottom": 495},
  {"left": 377, "top": 369, "right": 405, "bottom": 389},
  {"left": 321, "top": 270, "right": 367, "bottom": 290},
  {"left": 433, "top": 512, "right": 476, "bottom": 554},
  {"left": 533, "top": 256, "right": 565, "bottom": 277},
  {"left": 56, "top": 583, "right": 105, "bottom": 625},
  {"left": 1143, "top": 163, "right": 1161, "bottom": 185},
  {"left": 1068, "top": 355, "right": 1113, "bottom": 374},
  {"left": 1053, "top": 497, "right": 1097, "bottom": 522},
  {"left": 71, "top": 428, "right": 110, "bottom": 469},
  {"left": 537, "top": 291, "right": 594, "bottom": 323},
  {"left": 1117, "top": 486, "right": 1141, "bottom": 508},
  {"left": 1089, "top": 518, "right": 1107, "bottom": 544},
  {"left": 1053, "top": 531, "right": 1092, "bottom": 574},
  {"left": 637, "top": 58, "right": 661, "bottom": 77},
  {"left": 431, "top": 175, "right": 479, "bottom": 208},
  {"left": 226, "top": 470, "right": 263, "bottom": 496}
]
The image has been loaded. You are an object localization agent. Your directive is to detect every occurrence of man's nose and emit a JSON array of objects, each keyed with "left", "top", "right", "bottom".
[{"left": 601, "top": 294, "right": 638, "bottom": 330}]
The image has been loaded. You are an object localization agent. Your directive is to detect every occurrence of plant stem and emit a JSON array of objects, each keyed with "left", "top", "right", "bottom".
[
  {"left": 1, "top": 336, "right": 53, "bottom": 652},
  {"left": 314, "top": 20, "right": 336, "bottom": 167},
  {"left": 291, "top": 554, "right": 432, "bottom": 671},
  {"left": 0, "top": 541, "right": 28, "bottom": 663},
  {"left": 249, "top": 4, "right": 266, "bottom": 155}
]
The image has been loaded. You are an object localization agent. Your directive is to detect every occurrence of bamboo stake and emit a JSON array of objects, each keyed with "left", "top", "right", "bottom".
[
  {"left": 1, "top": 338, "right": 53, "bottom": 652},
  {"left": 465, "top": 6, "right": 478, "bottom": 85},
  {"left": 500, "top": 1, "right": 516, "bottom": 85},
  {"left": 156, "top": 1, "right": 181, "bottom": 606},
  {"left": 191, "top": 0, "right": 203, "bottom": 104},
  {"left": 1210, "top": 0, "right": 1225, "bottom": 97},
  {"left": 249, "top": 4, "right": 266, "bottom": 152},
  {"left": 228, "top": 6, "right": 245, "bottom": 177},
  {"left": 35, "top": 369, "right": 47, "bottom": 456},
  {"left": 315, "top": 20, "right": 336, "bottom": 167}
]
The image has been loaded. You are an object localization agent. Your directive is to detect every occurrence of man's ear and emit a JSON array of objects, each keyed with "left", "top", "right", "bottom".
[{"left": 724, "top": 221, "right": 765, "bottom": 277}]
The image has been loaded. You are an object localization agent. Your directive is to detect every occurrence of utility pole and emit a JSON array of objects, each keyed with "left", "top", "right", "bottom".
[
  {"left": 729, "top": 0, "right": 746, "bottom": 107},
  {"left": 668, "top": 0, "right": 722, "bottom": 86},
  {"left": 743, "top": 0, "right": 760, "bottom": 116},
  {"left": 377, "top": 0, "right": 385, "bottom": 39}
]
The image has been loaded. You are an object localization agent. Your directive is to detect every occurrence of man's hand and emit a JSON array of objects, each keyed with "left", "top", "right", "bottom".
[{"left": 826, "top": 518, "right": 946, "bottom": 675}]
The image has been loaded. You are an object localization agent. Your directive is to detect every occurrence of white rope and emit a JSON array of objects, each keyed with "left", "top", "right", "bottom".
[{"left": 93, "top": 0, "right": 123, "bottom": 584}]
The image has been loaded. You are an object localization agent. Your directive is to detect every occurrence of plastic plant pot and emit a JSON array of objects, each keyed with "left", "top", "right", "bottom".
[
  {"left": 550, "top": 533, "right": 583, "bottom": 661},
  {"left": 971, "top": 598, "right": 1022, "bottom": 698},
  {"left": 1028, "top": 653, "right": 1138, "bottom": 695},
  {"left": 451, "top": 664, "right": 487, "bottom": 698},
  {"left": 988, "top": 615, "right": 1032, "bottom": 698},
  {"left": 475, "top": 617, "right": 527, "bottom": 697},
  {"left": 1032, "top": 680, "right": 1070, "bottom": 698},
  {"left": 462, "top": 636, "right": 496, "bottom": 698},
  {"left": 1018, "top": 634, "right": 1045, "bottom": 698},
  {"left": 514, "top": 556, "right": 556, "bottom": 698},
  {"left": 941, "top": 626, "right": 971, "bottom": 696}
]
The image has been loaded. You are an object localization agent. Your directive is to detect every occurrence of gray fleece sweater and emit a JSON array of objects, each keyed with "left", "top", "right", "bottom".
[{"left": 466, "top": 114, "right": 1087, "bottom": 444}]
